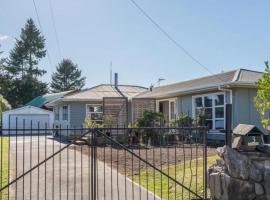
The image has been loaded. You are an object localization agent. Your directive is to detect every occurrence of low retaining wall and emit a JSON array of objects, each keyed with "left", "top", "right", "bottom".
[{"left": 208, "top": 146, "right": 270, "bottom": 200}]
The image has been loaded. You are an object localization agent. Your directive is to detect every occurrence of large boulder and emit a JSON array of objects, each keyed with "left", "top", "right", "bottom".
[
  {"left": 219, "top": 146, "right": 263, "bottom": 182},
  {"left": 209, "top": 146, "right": 269, "bottom": 200},
  {"left": 209, "top": 171, "right": 256, "bottom": 200}
]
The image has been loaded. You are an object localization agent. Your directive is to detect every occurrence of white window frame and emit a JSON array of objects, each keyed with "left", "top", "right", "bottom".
[
  {"left": 192, "top": 92, "right": 226, "bottom": 130},
  {"left": 85, "top": 104, "right": 103, "bottom": 123},
  {"left": 156, "top": 98, "right": 177, "bottom": 121}
]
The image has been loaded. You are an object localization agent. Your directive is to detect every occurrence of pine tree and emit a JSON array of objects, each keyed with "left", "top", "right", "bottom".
[
  {"left": 5, "top": 18, "right": 48, "bottom": 107},
  {"left": 51, "top": 59, "right": 86, "bottom": 92}
]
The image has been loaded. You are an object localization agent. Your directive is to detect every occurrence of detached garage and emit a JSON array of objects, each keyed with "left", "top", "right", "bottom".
[{"left": 2, "top": 106, "right": 54, "bottom": 135}]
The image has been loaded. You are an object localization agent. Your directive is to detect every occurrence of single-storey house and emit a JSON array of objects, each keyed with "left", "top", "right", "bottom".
[
  {"left": 132, "top": 69, "right": 264, "bottom": 139},
  {"left": 46, "top": 83, "right": 147, "bottom": 130}
]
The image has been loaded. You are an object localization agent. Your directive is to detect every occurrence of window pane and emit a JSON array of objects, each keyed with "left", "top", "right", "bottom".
[
  {"left": 195, "top": 97, "right": 202, "bottom": 107},
  {"left": 205, "top": 120, "right": 213, "bottom": 129},
  {"left": 215, "top": 94, "right": 224, "bottom": 106},
  {"left": 88, "top": 105, "right": 103, "bottom": 113},
  {"left": 204, "top": 96, "right": 212, "bottom": 107},
  {"left": 94, "top": 105, "right": 103, "bottom": 113},
  {"left": 91, "top": 113, "right": 103, "bottom": 121},
  {"left": 215, "top": 107, "right": 224, "bottom": 118},
  {"left": 205, "top": 108, "right": 213, "bottom": 119},
  {"left": 215, "top": 120, "right": 224, "bottom": 129}
]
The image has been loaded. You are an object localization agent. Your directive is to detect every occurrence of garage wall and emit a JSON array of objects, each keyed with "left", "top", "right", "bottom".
[{"left": 2, "top": 106, "right": 54, "bottom": 135}]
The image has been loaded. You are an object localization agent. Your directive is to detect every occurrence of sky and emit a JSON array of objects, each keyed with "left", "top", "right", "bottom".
[{"left": 1, "top": 0, "right": 270, "bottom": 89}]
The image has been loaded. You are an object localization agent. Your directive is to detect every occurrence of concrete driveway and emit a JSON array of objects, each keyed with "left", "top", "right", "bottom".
[{"left": 8, "top": 136, "right": 159, "bottom": 200}]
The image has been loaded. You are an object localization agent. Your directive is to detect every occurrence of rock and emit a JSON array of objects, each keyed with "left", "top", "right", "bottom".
[
  {"left": 216, "top": 159, "right": 225, "bottom": 166},
  {"left": 209, "top": 172, "right": 222, "bottom": 200},
  {"left": 254, "top": 195, "right": 268, "bottom": 200},
  {"left": 223, "top": 146, "right": 250, "bottom": 180},
  {"left": 209, "top": 146, "right": 270, "bottom": 200},
  {"left": 209, "top": 172, "right": 229, "bottom": 200},
  {"left": 217, "top": 147, "right": 225, "bottom": 157},
  {"left": 255, "top": 183, "right": 264, "bottom": 196},
  {"left": 227, "top": 177, "right": 255, "bottom": 200},
  {"left": 264, "top": 169, "right": 270, "bottom": 196},
  {"left": 209, "top": 171, "right": 256, "bottom": 200},
  {"left": 265, "top": 160, "right": 270, "bottom": 171},
  {"left": 250, "top": 162, "right": 263, "bottom": 182},
  {"left": 256, "top": 145, "right": 270, "bottom": 154}
]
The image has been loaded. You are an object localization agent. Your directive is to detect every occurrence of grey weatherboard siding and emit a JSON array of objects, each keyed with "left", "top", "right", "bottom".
[
  {"left": 177, "top": 95, "right": 192, "bottom": 116},
  {"left": 69, "top": 101, "right": 101, "bottom": 128},
  {"left": 232, "top": 88, "right": 263, "bottom": 132}
]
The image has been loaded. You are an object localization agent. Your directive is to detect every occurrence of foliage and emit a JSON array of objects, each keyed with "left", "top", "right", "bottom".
[
  {"left": 0, "top": 137, "right": 9, "bottom": 200},
  {"left": 136, "top": 110, "right": 164, "bottom": 127},
  {"left": 0, "top": 94, "right": 11, "bottom": 123},
  {"left": 103, "top": 114, "right": 116, "bottom": 128},
  {"left": 194, "top": 109, "right": 206, "bottom": 127},
  {"left": 1, "top": 18, "right": 48, "bottom": 107},
  {"left": 51, "top": 59, "right": 86, "bottom": 92},
  {"left": 254, "top": 61, "right": 270, "bottom": 130},
  {"left": 170, "top": 114, "right": 193, "bottom": 127},
  {"left": 134, "top": 110, "right": 164, "bottom": 145},
  {"left": 83, "top": 117, "right": 103, "bottom": 128}
]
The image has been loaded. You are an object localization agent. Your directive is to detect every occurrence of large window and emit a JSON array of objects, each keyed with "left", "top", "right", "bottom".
[
  {"left": 193, "top": 93, "right": 225, "bottom": 130},
  {"left": 86, "top": 104, "right": 103, "bottom": 123},
  {"left": 62, "top": 105, "right": 68, "bottom": 121}
]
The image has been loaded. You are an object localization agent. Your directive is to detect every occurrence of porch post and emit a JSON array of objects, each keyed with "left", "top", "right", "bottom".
[{"left": 225, "top": 104, "right": 232, "bottom": 147}]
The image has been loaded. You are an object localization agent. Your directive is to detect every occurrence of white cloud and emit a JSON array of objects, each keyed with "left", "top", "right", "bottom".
[{"left": 0, "top": 34, "right": 14, "bottom": 42}]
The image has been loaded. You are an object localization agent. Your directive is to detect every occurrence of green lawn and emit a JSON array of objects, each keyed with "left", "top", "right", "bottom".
[
  {"left": 133, "top": 155, "right": 218, "bottom": 200},
  {"left": 0, "top": 137, "right": 9, "bottom": 200}
]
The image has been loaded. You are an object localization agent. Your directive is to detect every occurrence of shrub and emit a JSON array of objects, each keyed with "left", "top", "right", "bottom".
[
  {"left": 83, "top": 117, "right": 103, "bottom": 128},
  {"left": 170, "top": 114, "right": 193, "bottom": 127}
]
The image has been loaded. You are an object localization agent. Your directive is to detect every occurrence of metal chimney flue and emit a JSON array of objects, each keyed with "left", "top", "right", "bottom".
[{"left": 114, "top": 73, "right": 118, "bottom": 88}]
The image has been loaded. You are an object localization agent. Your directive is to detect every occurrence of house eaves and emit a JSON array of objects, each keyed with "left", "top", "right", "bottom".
[{"left": 135, "top": 69, "right": 262, "bottom": 99}]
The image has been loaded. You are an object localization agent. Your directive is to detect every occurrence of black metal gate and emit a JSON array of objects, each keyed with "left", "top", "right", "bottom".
[{"left": 0, "top": 124, "right": 208, "bottom": 200}]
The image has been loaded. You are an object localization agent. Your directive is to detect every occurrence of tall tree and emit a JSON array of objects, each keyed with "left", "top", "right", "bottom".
[
  {"left": 254, "top": 61, "right": 270, "bottom": 131},
  {"left": 51, "top": 59, "right": 86, "bottom": 92},
  {"left": 0, "top": 45, "right": 12, "bottom": 103},
  {"left": 4, "top": 18, "right": 48, "bottom": 107}
]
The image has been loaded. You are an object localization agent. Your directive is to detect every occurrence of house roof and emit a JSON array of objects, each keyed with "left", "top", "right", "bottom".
[
  {"left": 26, "top": 90, "right": 74, "bottom": 108},
  {"left": 135, "top": 69, "right": 263, "bottom": 99},
  {"left": 3, "top": 105, "right": 53, "bottom": 115},
  {"left": 47, "top": 84, "right": 147, "bottom": 104}
]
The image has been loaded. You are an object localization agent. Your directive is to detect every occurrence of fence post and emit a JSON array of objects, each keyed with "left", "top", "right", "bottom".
[
  {"left": 225, "top": 104, "right": 232, "bottom": 147},
  {"left": 91, "top": 129, "right": 97, "bottom": 200},
  {"left": 203, "top": 126, "right": 208, "bottom": 199}
]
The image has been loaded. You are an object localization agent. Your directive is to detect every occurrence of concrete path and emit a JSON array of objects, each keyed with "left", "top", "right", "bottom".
[{"left": 8, "top": 136, "right": 160, "bottom": 200}]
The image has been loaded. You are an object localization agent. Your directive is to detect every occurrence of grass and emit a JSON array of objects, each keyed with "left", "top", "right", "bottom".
[
  {"left": 133, "top": 155, "right": 218, "bottom": 200},
  {"left": 0, "top": 137, "right": 9, "bottom": 200}
]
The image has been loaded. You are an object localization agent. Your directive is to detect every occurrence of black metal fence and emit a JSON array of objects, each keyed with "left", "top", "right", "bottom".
[{"left": 0, "top": 123, "right": 208, "bottom": 200}]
